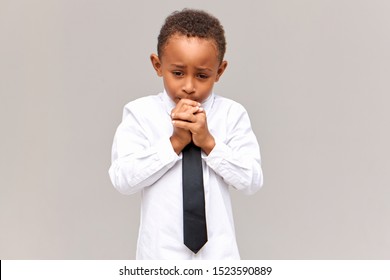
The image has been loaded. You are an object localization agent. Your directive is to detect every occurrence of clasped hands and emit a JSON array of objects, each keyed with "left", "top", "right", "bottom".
[{"left": 170, "top": 98, "right": 215, "bottom": 155}]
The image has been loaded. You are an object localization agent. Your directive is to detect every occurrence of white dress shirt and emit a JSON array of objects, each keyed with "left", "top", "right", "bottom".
[{"left": 109, "top": 90, "right": 263, "bottom": 259}]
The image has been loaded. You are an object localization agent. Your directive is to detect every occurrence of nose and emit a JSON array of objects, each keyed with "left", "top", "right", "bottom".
[{"left": 182, "top": 77, "right": 195, "bottom": 95}]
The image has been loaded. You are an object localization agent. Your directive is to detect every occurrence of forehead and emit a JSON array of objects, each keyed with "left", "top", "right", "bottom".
[{"left": 161, "top": 35, "right": 219, "bottom": 65}]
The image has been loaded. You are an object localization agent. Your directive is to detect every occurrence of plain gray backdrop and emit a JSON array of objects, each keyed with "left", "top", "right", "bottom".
[{"left": 1, "top": 0, "right": 389, "bottom": 259}]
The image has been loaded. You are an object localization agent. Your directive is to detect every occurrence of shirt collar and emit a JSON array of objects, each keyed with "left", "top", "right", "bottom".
[
  {"left": 159, "top": 89, "right": 215, "bottom": 116},
  {"left": 160, "top": 89, "right": 176, "bottom": 115}
]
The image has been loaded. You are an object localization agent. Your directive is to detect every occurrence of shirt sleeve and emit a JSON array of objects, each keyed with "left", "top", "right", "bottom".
[
  {"left": 203, "top": 103, "right": 263, "bottom": 195},
  {"left": 108, "top": 104, "right": 179, "bottom": 195}
]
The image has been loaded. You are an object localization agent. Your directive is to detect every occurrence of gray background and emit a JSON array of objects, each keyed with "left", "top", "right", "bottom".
[{"left": 1, "top": 0, "right": 389, "bottom": 259}]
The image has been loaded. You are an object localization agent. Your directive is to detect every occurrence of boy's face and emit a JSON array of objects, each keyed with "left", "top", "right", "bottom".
[{"left": 151, "top": 35, "right": 227, "bottom": 103}]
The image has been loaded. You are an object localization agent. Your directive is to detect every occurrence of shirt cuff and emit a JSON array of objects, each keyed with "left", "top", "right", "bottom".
[
  {"left": 155, "top": 137, "right": 181, "bottom": 165},
  {"left": 202, "top": 139, "right": 230, "bottom": 169}
]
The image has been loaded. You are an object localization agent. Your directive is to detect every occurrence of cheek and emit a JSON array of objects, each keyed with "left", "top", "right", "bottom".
[
  {"left": 200, "top": 81, "right": 215, "bottom": 92},
  {"left": 198, "top": 83, "right": 215, "bottom": 99},
  {"left": 163, "top": 76, "right": 178, "bottom": 88},
  {"left": 162, "top": 78, "right": 179, "bottom": 100}
]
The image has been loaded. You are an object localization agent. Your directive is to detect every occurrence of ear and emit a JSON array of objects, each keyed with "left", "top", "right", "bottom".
[
  {"left": 150, "top": 54, "right": 163, "bottom": 77},
  {"left": 215, "top": 60, "right": 228, "bottom": 82}
]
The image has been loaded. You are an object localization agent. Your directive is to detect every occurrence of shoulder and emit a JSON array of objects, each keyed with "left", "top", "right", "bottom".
[
  {"left": 122, "top": 94, "right": 163, "bottom": 119},
  {"left": 123, "top": 95, "right": 161, "bottom": 111},
  {"left": 213, "top": 94, "right": 248, "bottom": 115}
]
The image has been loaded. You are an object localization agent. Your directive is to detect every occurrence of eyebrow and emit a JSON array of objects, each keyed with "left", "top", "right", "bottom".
[{"left": 170, "top": 64, "right": 213, "bottom": 72}]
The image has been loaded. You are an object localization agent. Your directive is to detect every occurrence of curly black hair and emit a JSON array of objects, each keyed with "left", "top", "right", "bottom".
[{"left": 157, "top": 9, "right": 226, "bottom": 63}]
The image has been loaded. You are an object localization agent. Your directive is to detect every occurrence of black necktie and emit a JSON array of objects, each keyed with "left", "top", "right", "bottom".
[{"left": 182, "top": 142, "right": 208, "bottom": 253}]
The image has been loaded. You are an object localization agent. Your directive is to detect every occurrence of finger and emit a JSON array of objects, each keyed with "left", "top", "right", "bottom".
[
  {"left": 172, "top": 106, "right": 203, "bottom": 119},
  {"left": 177, "top": 98, "right": 201, "bottom": 108},
  {"left": 173, "top": 99, "right": 201, "bottom": 113},
  {"left": 172, "top": 119, "right": 195, "bottom": 131},
  {"left": 171, "top": 104, "right": 195, "bottom": 116},
  {"left": 171, "top": 111, "right": 197, "bottom": 123},
  {"left": 194, "top": 107, "right": 205, "bottom": 115}
]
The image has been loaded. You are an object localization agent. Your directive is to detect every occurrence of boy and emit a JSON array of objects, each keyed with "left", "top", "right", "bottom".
[{"left": 109, "top": 9, "right": 263, "bottom": 260}]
